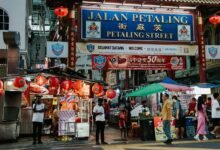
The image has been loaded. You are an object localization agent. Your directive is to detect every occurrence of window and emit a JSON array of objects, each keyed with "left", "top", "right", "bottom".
[{"left": 0, "top": 8, "right": 9, "bottom": 30}]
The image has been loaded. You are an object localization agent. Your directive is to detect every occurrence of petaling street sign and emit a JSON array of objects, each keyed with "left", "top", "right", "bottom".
[
  {"left": 76, "top": 42, "right": 197, "bottom": 56},
  {"left": 81, "top": 9, "right": 194, "bottom": 42},
  {"left": 92, "top": 54, "right": 186, "bottom": 70}
]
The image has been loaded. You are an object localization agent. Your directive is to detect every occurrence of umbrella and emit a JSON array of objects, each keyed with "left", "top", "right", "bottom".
[
  {"left": 160, "top": 82, "right": 193, "bottom": 92},
  {"left": 162, "top": 77, "right": 178, "bottom": 84},
  {"left": 126, "top": 83, "right": 166, "bottom": 97}
]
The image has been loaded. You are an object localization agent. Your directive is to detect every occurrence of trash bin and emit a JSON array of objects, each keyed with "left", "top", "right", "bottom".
[
  {"left": 140, "top": 119, "right": 155, "bottom": 141},
  {"left": 146, "top": 119, "right": 155, "bottom": 140},
  {"left": 185, "top": 117, "right": 195, "bottom": 138}
]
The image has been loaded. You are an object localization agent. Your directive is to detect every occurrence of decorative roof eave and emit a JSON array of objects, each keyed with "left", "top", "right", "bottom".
[{"left": 83, "top": 0, "right": 220, "bottom": 6}]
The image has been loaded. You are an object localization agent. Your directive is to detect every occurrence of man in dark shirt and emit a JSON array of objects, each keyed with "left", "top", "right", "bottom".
[{"left": 125, "top": 100, "right": 132, "bottom": 136}]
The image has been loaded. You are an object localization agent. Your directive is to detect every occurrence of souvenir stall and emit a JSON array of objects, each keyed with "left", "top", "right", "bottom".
[
  {"left": 57, "top": 79, "right": 92, "bottom": 140},
  {"left": 25, "top": 73, "right": 94, "bottom": 139},
  {"left": 126, "top": 80, "right": 194, "bottom": 141},
  {"left": 17, "top": 67, "right": 94, "bottom": 136}
]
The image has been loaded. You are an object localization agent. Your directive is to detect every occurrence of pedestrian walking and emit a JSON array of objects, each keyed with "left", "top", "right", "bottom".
[
  {"left": 93, "top": 98, "right": 108, "bottom": 145},
  {"left": 104, "top": 99, "right": 110, "bottom": 127},
  {"left": 172, "top": 95, "right": 185, "bottom": 139},
  {"left": 125, "top": 100, "right": 132, "bottom": 136},
  {"left": 118, "top": 108, "right": 127, "bottom": 139},
  {"left": 162, "top": 93, "right": 173, "bottom": 144},
  {"left": 194, "top": 96, "right": 209, "bottom": 141},
  {"left": 210, "top": 93, "right": 220, "bottom": 136},
  {"left": 32, "top": 95, "right": 45, "bottom": 145}
]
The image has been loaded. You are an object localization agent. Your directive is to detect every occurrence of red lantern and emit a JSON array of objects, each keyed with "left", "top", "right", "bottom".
[
  {"left": 61, "top": 80, "right": 72, "bottom": 90},
  {"left": 49, "top": 76, "right": 60, "bottom": 87},
  {"left": 13, "top": 77, "right": 26, "bottom": 88},
  {"left": 54, "top": 6, "right": 68, "bottom": 17},
  {"left": 48, "top": 86, "right": 58, "bottom": 95},
  {"left": 97, "top": 91, "right": 105, "bottom": 97},
  {"left": 0, "top": 89, "right": 4, "bottom": 96},
  {"left": 209, "top": 15, "right": 220, "bottom": 24},
  {"left": 92, "top": 83, "right": 103, "bottom": 95},
  {"left": 106, "top": 89, "right": 116, "bottom": 99},
  {"left": 0, "top": 80, "right": 3, "bottom": 89},
  {"left": 72, "top": 80, "right": 83, "bottom": 91},
  {"left": 36, "top": 75, "right": 47, "bottom": 86}
]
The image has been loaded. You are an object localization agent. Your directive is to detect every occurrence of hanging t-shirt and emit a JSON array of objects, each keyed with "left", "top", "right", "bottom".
[{"left": 32, "top": 103, "right": 45, "bottom": 123}]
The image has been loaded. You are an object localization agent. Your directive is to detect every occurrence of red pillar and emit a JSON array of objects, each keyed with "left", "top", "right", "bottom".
[
  {"left": 125, "top": 70, "right": 129, "bottom": 89},
  {"left": 197, "top": 11, "right": 207, "bottom": 83},
  {"left": 68, "top": 8, "right": 76, "bottom": 68}
]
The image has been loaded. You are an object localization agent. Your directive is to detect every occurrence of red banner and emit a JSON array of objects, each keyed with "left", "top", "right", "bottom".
[{"left": 92, "top": 55, "right": 186, "bottom": 70}]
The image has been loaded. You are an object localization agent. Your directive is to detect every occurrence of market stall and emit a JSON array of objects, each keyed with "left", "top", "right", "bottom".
[{"left": 126, "top": 79, "right": 194, "bottom": 141}]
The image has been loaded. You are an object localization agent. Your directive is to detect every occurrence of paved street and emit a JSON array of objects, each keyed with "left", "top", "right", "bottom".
[
  {"left": 0, "top": 127, "right": 220, "bottom": 150},
  {"left": 101, "top": 139, "right": 220, "bottom": 150},
  {"left": 0, "top": 137, "right": 220, "bottom": 150}
]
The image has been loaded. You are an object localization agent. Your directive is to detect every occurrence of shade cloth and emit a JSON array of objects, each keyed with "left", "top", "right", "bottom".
[
  {"left": 160, "top": 82, "right": 193, "bottom": 92},
  {"left": 126, "top": 82, "right": 193, "bottom": 97},
  {"left": 126, "top": 83, "right": 166, "bottom": 97}
]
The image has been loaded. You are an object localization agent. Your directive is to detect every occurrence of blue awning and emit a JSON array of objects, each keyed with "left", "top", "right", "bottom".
[{"left": 195, "top": 83, "right": 220, "bottom": 88}]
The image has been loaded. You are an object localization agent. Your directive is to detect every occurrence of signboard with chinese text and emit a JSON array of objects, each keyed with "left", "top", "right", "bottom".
[
  {"left": 92, "top": 54, "right": 186, "bottom": 70},
  {"left": 76, "top": 42, "right": 197, "bottom": 56},
  {"left": 81, "top": 9, "right": 194, "bottom": 42}
]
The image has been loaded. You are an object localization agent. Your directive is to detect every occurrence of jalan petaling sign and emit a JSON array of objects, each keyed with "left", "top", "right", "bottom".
[{"left": 81, "top": 9, "right": 194, "bottom": 42}]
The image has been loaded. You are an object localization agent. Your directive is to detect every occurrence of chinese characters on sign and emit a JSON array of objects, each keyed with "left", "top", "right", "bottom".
[
  {"left": 92, "top": 55, "right": 186, "bottom": 70},
  {"left": 82, "top": 9, "right": 194, "bottom": 42}
]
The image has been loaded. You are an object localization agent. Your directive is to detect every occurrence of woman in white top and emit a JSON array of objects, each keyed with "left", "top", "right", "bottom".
[{"left": 211, "top": 93, "right": 220, "bottom": 136}]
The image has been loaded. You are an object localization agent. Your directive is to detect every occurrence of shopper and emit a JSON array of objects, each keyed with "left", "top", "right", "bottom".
[
  {"left": 162, "top": 93, "right": 173, "bottom": 144},
  {"left": 104, "top": 99, "right": 110, "bottom": 127},
  {"left": 139, "top": 100, "right": 150, "bottom": 141},
  {"left": 52, "top": 107, "right": 59, "bottom": 140},
  {"left": 93, "top": 98, "right": 108, "bottom": 145},
  {"left": 194, "top": 96, "right": 209, "bottom": 141},
  {"left": 172, "top": 95, "right": 185, "bottom": 139},
  {"left": 188, "top": 97, "right": 196, "bottom": 116},
  {"left": 32, "top": 95, "right": 45, "bottom": 145},
  {"left": 118, "top": 108, "right": 127, "bottom": 138},
  {"left": 210, "top": 93, "right": 220, "bottom": 136},
  {"left": 125, "top": 100, "right": 132, "bottom": 136}
]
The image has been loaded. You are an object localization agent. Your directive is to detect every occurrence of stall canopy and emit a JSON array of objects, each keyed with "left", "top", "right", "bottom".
[
  {"left": 160, "top": 83, "right": 193, "bottom": 92},
  {"left": 126, "top": 83, "right": 166, "bottom": 97},
  {"left": 162, "top": 77, "right": 178, "bottom": 84},
  {"left": 161, "top": 77, "right": 193, "bottom": 91},
  {"left": 194, "top": 83, "right": 220, "bottom": 88},
  {"left": 126, "top": 78, "right": 193, "bottom": 97}
]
